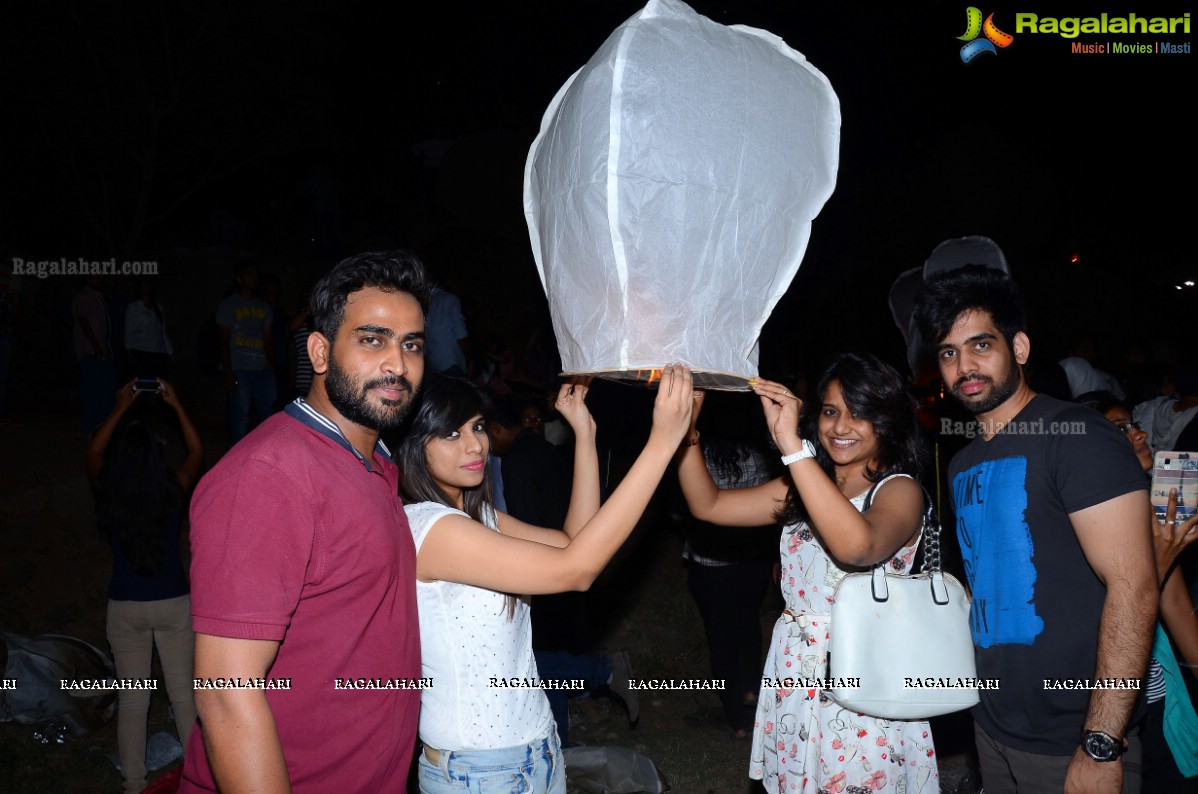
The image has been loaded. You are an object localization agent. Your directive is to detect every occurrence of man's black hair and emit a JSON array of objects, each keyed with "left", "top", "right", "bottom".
[
  {"left": 309, "top": 250, "right": 434, "bottom": 340},
  {"left": 913, "top": 264, "right": 1028, "bottom": 350}
]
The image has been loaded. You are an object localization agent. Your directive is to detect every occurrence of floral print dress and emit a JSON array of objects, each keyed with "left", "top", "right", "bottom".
[{"left": 749, "top": 474, "right": 939, "bottom": 794}]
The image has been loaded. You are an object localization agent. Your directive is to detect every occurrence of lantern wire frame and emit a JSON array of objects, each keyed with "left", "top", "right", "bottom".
[{"left": 560, "top": 367, "right": 753, "bottom": 391}]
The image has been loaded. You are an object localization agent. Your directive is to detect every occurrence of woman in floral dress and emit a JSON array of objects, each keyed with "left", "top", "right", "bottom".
[{"left": 677, "top": 353, "right": 938, "bottom": 793}]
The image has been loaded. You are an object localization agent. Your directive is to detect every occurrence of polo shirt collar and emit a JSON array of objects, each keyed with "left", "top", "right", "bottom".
[{"left": 284, "top": 398, "right": 391, "bottom": 472}]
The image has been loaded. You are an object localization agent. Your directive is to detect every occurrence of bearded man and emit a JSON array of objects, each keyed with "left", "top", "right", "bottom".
[
  {"left": 182, "top": 251, "right": 432, "bottom": 793},
  {"left": 915, "top": 264, "right": 1156, "bottom": 794}
]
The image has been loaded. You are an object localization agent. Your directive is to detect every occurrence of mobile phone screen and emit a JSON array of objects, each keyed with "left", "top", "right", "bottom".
[
  {"left": 132, "top": 378, "right": 161, "bottom": 392},
  {"left": 1151, "top": 451, "right": 1198, "bottom": 521}
]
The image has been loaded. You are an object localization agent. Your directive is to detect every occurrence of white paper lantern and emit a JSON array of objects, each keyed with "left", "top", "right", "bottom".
[{"left": 524, "top": 0, "right": 840, "bottom": 389}]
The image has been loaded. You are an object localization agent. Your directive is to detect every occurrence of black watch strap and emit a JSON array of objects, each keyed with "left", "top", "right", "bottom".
[{"left": 1082, "top": 730, "right": 1126, "bottom": 762}]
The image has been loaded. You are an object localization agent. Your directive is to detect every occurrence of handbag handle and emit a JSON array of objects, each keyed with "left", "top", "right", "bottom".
[
  {"left": 919, "top": 496, "right": 942, "bottom": 576},
  {"left": 862, "top": 477, "right": 950, "bottom": 604}
]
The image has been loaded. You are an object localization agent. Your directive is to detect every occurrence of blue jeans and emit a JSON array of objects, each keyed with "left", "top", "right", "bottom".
[
  {"left": 227, "top": 368, "right": 276, "bottom": 443},
  {"left": 417, "top": 724, "right": 565, "bottom": 794}
]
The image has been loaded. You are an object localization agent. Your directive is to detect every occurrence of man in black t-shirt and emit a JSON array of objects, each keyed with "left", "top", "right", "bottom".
[{"left": 915, "top": 266, "right": 1157, "bottom": 794}]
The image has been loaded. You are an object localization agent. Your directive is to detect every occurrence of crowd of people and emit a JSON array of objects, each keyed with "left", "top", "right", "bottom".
[{"left": 62, "top": 250, "right": 1198, "bottom": 793}]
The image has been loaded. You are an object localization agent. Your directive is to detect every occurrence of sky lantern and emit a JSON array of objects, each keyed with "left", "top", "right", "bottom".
[{"left": 524, "top": 0, "right": 840, "bottom": 389}]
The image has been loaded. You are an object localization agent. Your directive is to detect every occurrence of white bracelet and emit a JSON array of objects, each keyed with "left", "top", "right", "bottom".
[{"left": 781, "top": 440, "right": 817, "bottom": 466}]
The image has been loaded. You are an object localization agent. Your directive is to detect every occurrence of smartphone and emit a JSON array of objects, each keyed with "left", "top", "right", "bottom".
[
  {"left": 1151, "top": 451, "right": 1198, "bottom": 522},
  {"left": 132, "top": 378, "right": 162, "bottom": 392}
]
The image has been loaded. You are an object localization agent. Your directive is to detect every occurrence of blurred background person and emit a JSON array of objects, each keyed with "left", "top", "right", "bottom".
[
  {"left": 124, "top": 277, "right": 174, "bottom": 379},
  {"left": 216, "top": 260, "right": 275, "bottom": 444},
  {"left": 1085, "top": 392, "right": 1198, "bottom": 791},
  {"left": 680, "top": 392, "right": 779, "bottom": 739},
  {"left": 87, "top": 379, "right": 203, "bottom": 793}
]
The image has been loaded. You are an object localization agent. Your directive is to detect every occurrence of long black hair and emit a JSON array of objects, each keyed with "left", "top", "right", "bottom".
[
  {"left": 697, "top": 389, "right": 779, "bottom": 487},
  {"left": 397, "top": 374, "right": 495, "bottom": 521},
  {"left": 99, "top": 419, "right": 181, "bottom": 577},
  {"left": 396, "top": 375, "right": 521, "bottom": 618},
  {"left": 776, "top": 352, "right": 922, "bottom": 526}
]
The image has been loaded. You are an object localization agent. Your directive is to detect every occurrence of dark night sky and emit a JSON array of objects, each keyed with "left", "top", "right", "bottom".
[{"left": 3, "top": 0, "right": 1194, "bottom": 374}]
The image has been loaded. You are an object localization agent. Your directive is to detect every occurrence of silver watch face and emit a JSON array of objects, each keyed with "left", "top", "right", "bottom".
[{"left": 1083, "top": 731, "right": 1119, "bottom": 761}]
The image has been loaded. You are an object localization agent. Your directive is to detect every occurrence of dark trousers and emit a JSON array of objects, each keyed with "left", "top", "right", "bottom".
[
  {"left": 533, "top": 651, "right": 612, "bottom": 747},
  {"left": 686, "top": 558, "right": 772, "bottom": 732},
  {"left": 227, "top": 368, "right": 277, "bottom": 443},
  {"left": 975, "top": 721, "right": 1142, "bottom": 794},
  {"left": 80, "top": 354, "right": 115, "bottom": 432}
]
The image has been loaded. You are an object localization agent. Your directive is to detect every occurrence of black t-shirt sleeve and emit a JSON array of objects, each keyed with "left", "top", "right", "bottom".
[{"left": 1048, "top": 406, "right": 1147, "bottom": 514}]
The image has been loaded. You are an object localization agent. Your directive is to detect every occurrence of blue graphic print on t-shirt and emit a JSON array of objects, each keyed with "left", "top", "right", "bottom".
[{"left": 954, "top": 456, "right": 1044, "bottom": 648}]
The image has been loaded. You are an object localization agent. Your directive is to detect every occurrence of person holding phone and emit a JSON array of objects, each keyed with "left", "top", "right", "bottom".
[
  {"left": 1088, "top": 393, "right": 1198, "bottom": 789},
  {"left": 87, "top": 379, "right": 203, "bottom": 793}
]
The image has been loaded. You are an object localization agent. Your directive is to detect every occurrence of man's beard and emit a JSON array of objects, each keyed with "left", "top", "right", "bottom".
[
  {"left": 950, "top": 363, "right": 1021, "bottom": 415},
  {"left": 325, "top": 350, "right": 417, "bottom": 432}
]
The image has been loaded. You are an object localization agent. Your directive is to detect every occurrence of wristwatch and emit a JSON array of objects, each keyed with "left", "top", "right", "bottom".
[
  {"left": 781, "top": 440, "right": 817, "bottom": 466},
  {"left": 1081, "top": 730, "right": 1126, "bottom": 762}
]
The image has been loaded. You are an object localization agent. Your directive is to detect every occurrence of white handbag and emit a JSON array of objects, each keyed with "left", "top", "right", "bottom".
[{"left": 827, "top": 487, "right": 979, "bottom": 720}]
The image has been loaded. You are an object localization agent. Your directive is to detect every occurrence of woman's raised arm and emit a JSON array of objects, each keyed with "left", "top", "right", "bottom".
[
  {"left": 676, "top": 389, "right": 789, "bottom": 527},
  {"left": 417, "top": 365, "right": 694, "bottom": 593}
]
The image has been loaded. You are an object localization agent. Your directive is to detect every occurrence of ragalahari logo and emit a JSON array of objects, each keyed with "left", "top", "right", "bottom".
[{"left": 958, "top": 7, "right": 1015, "bottom": 62}]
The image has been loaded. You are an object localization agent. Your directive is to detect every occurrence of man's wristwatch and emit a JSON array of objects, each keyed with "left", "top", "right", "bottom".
[{"left": 1081, "top": 730, "right": 1126, "bottom": 762}]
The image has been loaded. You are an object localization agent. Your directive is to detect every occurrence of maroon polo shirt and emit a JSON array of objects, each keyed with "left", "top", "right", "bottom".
[{"left": 181, "top": 401, "right": 419, "bottom": 792}]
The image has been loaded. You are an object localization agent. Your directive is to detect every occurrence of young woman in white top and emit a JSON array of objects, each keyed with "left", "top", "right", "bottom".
[
  {"left": 397, "top": 365, "right": 693, "bottom": 794},
  {"left": 677, "top": 352, "right": 937, "bottom": 794}
]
